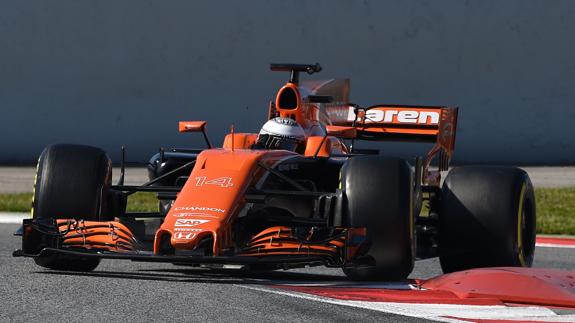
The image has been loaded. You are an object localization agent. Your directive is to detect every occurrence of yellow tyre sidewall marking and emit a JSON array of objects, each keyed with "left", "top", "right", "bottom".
[
  {"left": 409, "top": 172, "right": 414, "bottom": 241},
  {"left": 31, "top": 155, "right": 41, "bottom": 219}
]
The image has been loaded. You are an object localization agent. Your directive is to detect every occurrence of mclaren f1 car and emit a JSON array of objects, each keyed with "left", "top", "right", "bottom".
[{"left": 14, "top": 63, "right": 537, "bottom": 280}]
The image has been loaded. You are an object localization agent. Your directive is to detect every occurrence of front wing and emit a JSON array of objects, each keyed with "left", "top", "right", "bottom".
[{"left": 14, "top": 218, "right": 366, "bottom": 269}]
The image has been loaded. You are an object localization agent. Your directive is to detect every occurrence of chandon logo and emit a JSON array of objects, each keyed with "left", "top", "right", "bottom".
[
  {"left": 173, "top": 206, "right": 225, "bottom": 213},
  {"left": 172, "top": 213, "right": 216, "bottom": 218}
]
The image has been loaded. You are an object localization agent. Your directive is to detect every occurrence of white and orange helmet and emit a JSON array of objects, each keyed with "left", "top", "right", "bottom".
[{"left": 255, "top": 117, "right": 306, "bottom": 152}]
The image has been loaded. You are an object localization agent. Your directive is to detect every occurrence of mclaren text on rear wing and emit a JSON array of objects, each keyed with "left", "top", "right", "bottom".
[
  {"left": 326, "top": 105, "right": 458, "bottom": 183},
  {"left": 326, "top": 105, "right": 454, "bottom": 139}
]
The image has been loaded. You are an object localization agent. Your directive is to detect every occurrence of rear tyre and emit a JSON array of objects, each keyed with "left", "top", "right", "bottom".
[
  {"left": 439, "top": 166, "right": 536, "bottom": 273},
  {"left": 341, "top": 156, "right": 414, "bottom": 281},
  {"left": 32, "top": 144, "right": 113, "bottom": 271}
]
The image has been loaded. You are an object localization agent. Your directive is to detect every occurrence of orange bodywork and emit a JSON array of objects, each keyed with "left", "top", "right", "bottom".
[
  {"left": 325, "top": 125, "right": 357, "bottom": 139},
  {"left": 55, "top": 219, "right": 138, "bottom": 252},
  {"left": 154, "top": 148, "right": 298, "bottom": 255},
  {"left": 240, "top": 226, "right": 345, "bottom": 257},
  {"left": 275, "top": 82, "right": 326, "bottom": 136},
  {"left": 153, "top": 131, "right": 351, "bottom": 255},
  {"left": 222, "top": 133, "right": 258, "bottom": 149},
  {"left": 179, "top": 121, "right": 207, "bottom": 133}
]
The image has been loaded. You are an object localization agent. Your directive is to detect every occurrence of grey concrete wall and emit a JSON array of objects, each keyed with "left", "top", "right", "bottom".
[{"left": 0, "top": 0, "right": 574, "bottom": 165}]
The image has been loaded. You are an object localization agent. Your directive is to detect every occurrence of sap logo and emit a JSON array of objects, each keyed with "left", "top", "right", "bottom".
[
  {"left": 173, "top": 232, "right": 196, "bottom": 240},
  {"left": 172, "top": 213, "right": 216, "bottom": 218},
  {"left": 175, "top": 219, "right": 210, "bottom": 227},
  {"left": 347, "top": 108, "right": 440, "bottom": 125},
  {"left": 173, "top": 206, "right": 225, "bottom": 213}
]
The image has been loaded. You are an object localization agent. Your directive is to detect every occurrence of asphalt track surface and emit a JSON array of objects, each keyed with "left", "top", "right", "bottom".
[
  {"left": 1, "top": 223, "right": 574, "bottom": 322},
  {"left": 1, "top": 167, "right": 574, "bottom": 321}
]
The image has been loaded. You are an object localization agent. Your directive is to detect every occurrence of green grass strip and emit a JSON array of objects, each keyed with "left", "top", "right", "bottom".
[
  {"left": 535, "top": 187, "right": 575, "bottom": 235},
  {"left": 0, "top": 193, "right": 33, "bottom": 213},
  {"left": 124, "top": 192, "right": 158, "bottom": 212},
  {"left": 0, "top": 192, "right": 158, "bottom": 214},
  {"left": 0, "top": 188, "right": 573, "bottom": 235}
]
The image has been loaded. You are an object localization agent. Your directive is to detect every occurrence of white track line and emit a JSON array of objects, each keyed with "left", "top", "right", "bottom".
[
  {"left": 0, "top": 212, "right": 28, "bottom": 224},
  {"left": 536, "top": 243, "right": 575, "bottom": 249},
  {"left": 277, "top": 281, "right": 418, "bottom": 289},
  {"left": 238, "top": 285, "right": 574, "bottom": 323}
]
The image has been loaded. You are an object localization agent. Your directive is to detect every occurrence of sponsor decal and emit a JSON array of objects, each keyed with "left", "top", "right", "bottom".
[
  {"left": 172, "top": 213, "right": 217, "bottom": 218},
  {"left": 173, "top": 228, "right": 203, "bottom": 232},
  {"left": 173, "top": 206, "right": 225, "bottom": 213},
  {"left": 195, "top": 176, "right": 234, "bottom": 188},
  {"left": 173, "top": 232, "right": 196, "bottom": 240},
  {"left": 347, "top": 107, "right": 440, "bottom": 125},
  {"left": 175, "top": 219, "right": 210, "bottom": 227}
]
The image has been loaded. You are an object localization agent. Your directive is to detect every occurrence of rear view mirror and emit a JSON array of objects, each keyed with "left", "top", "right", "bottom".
[
  {"left": 179, "top": 121, "right": 207, "bottom": 133},
  {"left": 178, "top": 121, "right": 212, "bottom": 148}
]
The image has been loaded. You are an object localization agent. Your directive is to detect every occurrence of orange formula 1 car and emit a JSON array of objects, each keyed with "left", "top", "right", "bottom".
[{"left": 14, "top": 63, "right": 536, "bottom": 280}]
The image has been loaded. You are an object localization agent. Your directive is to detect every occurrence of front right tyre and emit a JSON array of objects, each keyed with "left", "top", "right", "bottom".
[{"left": 341, "top": 156, "right": 415, "bottom": 281}]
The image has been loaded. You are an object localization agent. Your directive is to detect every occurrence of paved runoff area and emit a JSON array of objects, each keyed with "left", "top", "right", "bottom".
[
  {"left": 1, "top": 166, "right": 574, "bottom": 322},
  {"left": 0, "top": 167, "right": 150, "bottom": 193}
]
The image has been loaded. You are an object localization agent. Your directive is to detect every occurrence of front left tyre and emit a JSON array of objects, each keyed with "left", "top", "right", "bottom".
[{"left": 32, "top": 144, "right": 114, "bottom": 271}]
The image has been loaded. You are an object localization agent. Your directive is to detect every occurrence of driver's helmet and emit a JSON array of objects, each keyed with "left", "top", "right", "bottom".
[{"left": 254, "top": 117, "right": 306, "bottom": 152}]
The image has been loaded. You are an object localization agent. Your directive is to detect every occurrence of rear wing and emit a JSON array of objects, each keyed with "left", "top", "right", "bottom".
[{"left": 326, "top": 105, "right": 458, "bottom": 183}]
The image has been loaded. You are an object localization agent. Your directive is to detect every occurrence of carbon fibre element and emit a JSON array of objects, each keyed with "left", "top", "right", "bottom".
[{"left": 13, "top": 247, "right": 335, "bottom": 268}]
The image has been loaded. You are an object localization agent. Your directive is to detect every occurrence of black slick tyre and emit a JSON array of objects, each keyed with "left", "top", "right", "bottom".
[
  {"left": 32, "top": 144, "right": 113, "bottom": 271},
  {"left": 439, "top": 166, "right": 536, "bottom": 273},
  {"left": 341, "top": 156, "right": 414, "bottom": 281}
]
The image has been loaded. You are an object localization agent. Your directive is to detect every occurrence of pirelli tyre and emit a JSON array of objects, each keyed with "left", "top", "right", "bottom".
[
  {"left": 341, "top": 156, "right": 415, "bottom": 281},
  {"left": 439, "top": 166, "right": 536, "bottom": 273},
  {"left": 32, "top": 144, "right": 114, "bottom": 271}
]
